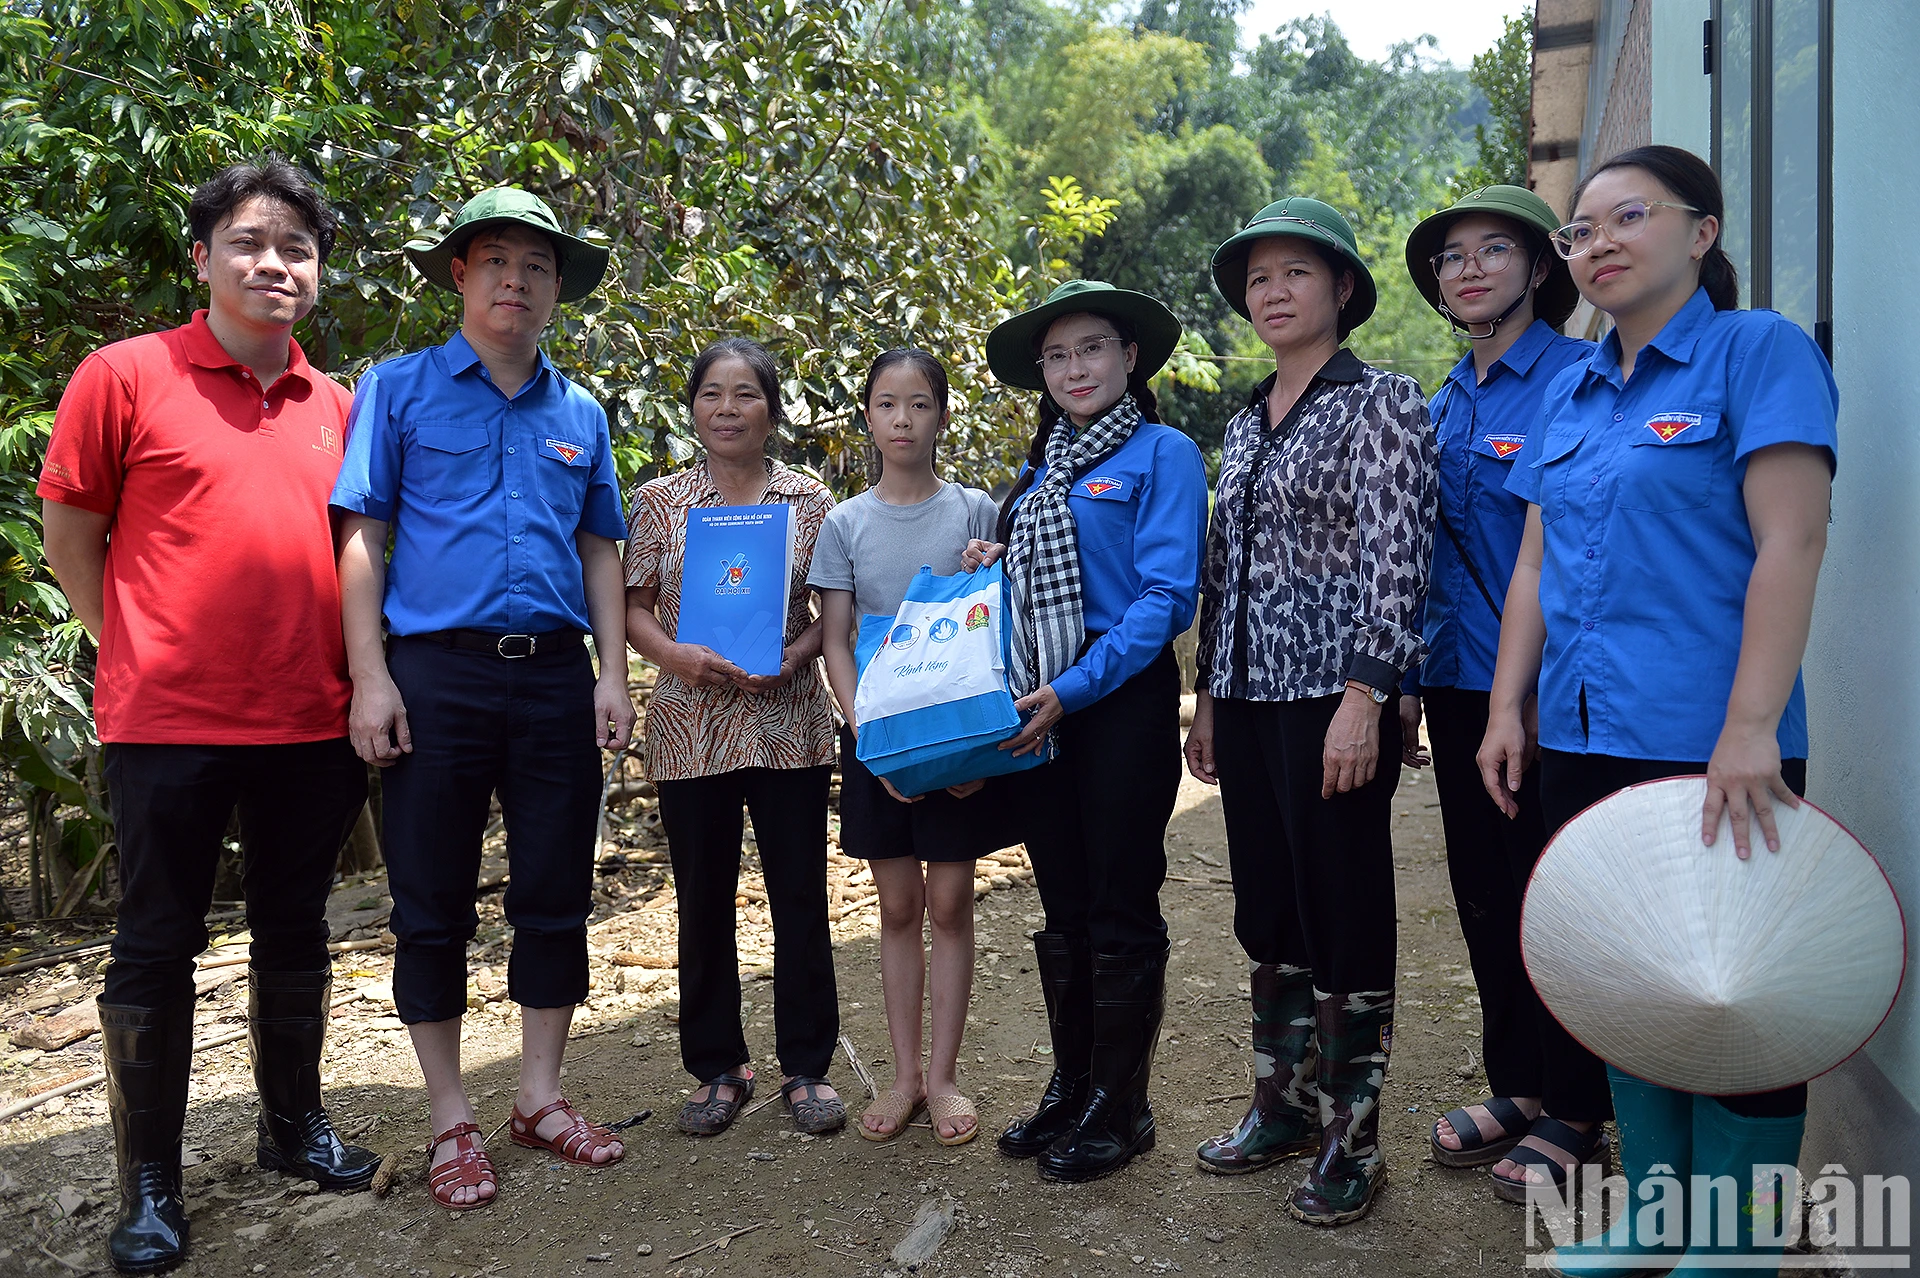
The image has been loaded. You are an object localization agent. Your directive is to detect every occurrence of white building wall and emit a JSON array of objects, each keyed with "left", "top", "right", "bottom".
[{"left": 1805, "top": 0, "right": 1920, "bottom": 1114}]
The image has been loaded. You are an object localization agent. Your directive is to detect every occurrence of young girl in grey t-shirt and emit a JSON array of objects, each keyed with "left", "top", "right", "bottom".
[{"left": 808, "top": 350, "right": 1011, "bottom": 1146}]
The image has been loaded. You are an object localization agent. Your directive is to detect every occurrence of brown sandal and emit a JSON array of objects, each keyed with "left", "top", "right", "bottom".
[
  {"left": 927, "top": 1093, "right": 980, "bottom": 1147},
  {"left": 508, "top": 1097, "right": 627, "bottom": 1166},
  {"left": 858, "top": 1090, "right": 926, "bottom": 1143},
  {"left": 427, "top": 1122, "right": 497, "bottom": 1211}
]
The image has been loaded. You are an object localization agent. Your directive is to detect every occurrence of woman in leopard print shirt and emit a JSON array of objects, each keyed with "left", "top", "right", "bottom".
[{"left": 1183, "top": 198, "right": 1437, "bottom": 1227}]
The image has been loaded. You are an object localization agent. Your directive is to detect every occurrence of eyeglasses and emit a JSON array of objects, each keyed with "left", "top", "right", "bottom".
[
  {"left": 1036, "top": 335, "right": 1128, "bottom": 370},
  {"left": 1551, "top": 201, "right": 1702, "bottom": 259},
  {"left": 1431, "top": 242, "right": 1519, "bottom": 281}
]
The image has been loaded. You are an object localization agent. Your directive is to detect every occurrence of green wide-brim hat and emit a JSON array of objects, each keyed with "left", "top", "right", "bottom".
[
  {"left": 1211, "top": 197, "right": 1377, "bottom": 329},
  {"left": 1404, "top": 184, "right": 1579, "bottom": 328},
  {"left": 985, "top": 279, "right": 1183, "bottom": 392},
  {"left": 404, "top": 187, "right": 611, "bottom": 305}
]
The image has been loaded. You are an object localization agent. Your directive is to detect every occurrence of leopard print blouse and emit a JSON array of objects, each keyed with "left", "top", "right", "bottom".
[{"left": 1196, "top": 349, "right": 1437, "bottom": 703}]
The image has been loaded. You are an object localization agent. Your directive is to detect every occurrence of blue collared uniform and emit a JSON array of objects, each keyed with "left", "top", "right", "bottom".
[
  {"left": 1010, "top": 422, "right": 1209, "bottom": 714},
  {"left": 1506, "top": 288, "right": 1838, "bottom": 761},
  {"left": 1409, "top": 321, "right": 1593, "bottom": 695},
  {"left": 329, "top": 332, "right": 626, "bottom": 634}
]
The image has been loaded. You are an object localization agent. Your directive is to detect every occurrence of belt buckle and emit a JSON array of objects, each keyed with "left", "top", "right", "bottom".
[{"left": 496, "top": 634, "right": 537, "bottom": 659}]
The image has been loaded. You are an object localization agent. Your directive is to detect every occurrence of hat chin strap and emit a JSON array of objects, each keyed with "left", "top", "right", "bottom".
[{"left": 1439, "top": 288, "right": 1530, "bottom": 340}]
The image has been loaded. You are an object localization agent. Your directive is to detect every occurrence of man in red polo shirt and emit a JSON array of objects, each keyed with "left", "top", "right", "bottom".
[{"left": 40, "top": 158, "right": 377, "bottom": 1275}]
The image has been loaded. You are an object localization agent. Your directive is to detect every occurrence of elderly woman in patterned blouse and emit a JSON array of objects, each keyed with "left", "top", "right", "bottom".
[
  {"left": 624, "top": 338, "right": 846, "bottom": 1138},
  {"left": 1182, "top": 200, "right": 1437, "bottom": 1227}
]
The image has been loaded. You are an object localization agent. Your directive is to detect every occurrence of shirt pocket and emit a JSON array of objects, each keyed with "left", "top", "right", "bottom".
[
  {"left": 1616, "top": 409, "right": 1725, "bottom": 513},
  {"left": 534, "top": 436, "right": 592, "bottom": 514},
  {"left": 1530, "top": 427, "right": 1589, "bottom": 525},
  {"left": 1069, "top": 476, "right": 1137, "bottom": 553},
  {"left": 405, "top": 422, "right": 492, "bottom": 500}
]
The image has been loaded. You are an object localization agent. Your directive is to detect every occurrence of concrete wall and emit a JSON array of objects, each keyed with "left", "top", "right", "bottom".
[{"left": 1803, "top": 0, "right": 1920, "bottom": 1176}]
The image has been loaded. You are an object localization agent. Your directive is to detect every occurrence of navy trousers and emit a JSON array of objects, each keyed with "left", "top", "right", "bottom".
[{"left": 381, "top": 634, "right": 602, "bottom": 1024}]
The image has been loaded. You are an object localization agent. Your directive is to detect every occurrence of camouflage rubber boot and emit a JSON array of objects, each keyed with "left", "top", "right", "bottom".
[
  {"left": 1196, "top": 962, "right": 1320, "bottom": 1175},
  {"left": 1288, "top": 987, "right": 1394, "bottom": 1227}
]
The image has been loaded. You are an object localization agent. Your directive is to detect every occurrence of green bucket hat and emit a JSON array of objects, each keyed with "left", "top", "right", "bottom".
[
  {"left": 1211, "top": 197, "right": 1377, "bottom": 329},
  {"left": 404, "top": 187, "right": 611, "bottom": 305},
  {"left": 985, "top": 279, "right": 1183, "bottom": 392},
  {"left": 1404, "top": 184, "right": 1579, "bottom": 328}
]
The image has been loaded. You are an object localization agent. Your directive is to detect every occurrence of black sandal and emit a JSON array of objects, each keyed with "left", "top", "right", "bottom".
[
  {"left": 677, "top": 1069, "right": 755, "bottom": 1136},
  {"left": 1490, "top": 1116, "right": 1609, "bottom": 1203},
  {"left": 780, "top": 1076, "right": 847, "bottom": 1135},
  {"left": 1431, "top": 1096, "right": 1532, "bottom": 1169}
]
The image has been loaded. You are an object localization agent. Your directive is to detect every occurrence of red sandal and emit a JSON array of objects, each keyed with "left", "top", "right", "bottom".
[
  {"left": 427, "top": 1122, "right": 497, "bottom": 1211},
  {"left": 508, "top": 1096, "right": 627, "bottom": 1166}
]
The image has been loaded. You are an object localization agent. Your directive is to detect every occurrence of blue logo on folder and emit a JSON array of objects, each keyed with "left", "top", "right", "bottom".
[{"left": 715, "top": 554, "right": 750, "bottom": 594}]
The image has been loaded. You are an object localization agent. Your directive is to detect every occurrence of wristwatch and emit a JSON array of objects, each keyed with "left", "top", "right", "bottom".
[{"left": 1345, "top": 679, "right": 1390, "bottom": 705}]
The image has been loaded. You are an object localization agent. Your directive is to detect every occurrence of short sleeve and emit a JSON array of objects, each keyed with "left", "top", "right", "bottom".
[
  {"left": 328, "top": 366, "right": 402, "bottom": 521},
  {"left": 624, "top": 482, "right": 669, "bottom": 589},
  {"left": 806, "top": 504, "right": 855, "bottom": 594},
  {"left": 1725, "top": 317, "right": 1839, "bottom": 470},
  {"left": 791, "top": 484, "right": 835, "bottom": 579},
  {"left": 965, "top": 488, "right": 1000, "bottom": 542},
  {"left": 39, "top": 353, "right": 134, "bottom": 515},
  {"left": 579, "top": 407, "right": 628, "bottom": 540}
]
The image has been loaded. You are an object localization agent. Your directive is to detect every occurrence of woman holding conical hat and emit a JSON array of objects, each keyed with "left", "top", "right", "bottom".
[
  {"left": 975, "top": 280, "right": 1208, "bottom": 1183},
  {"left": 1397, "top": 186, "right": 1609, "bottom": 1202},
  {"left": 1183, "top": 198, "right": 1437, "bottom": 1226},
  {"left": 1480, "top": 145, "right": 1836, "bottom": 1278}
]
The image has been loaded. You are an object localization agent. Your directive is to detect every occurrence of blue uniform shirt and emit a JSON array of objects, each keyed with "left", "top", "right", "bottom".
[
  {"left": 330, "top": 332, "right": 627, "bottom": 635},
  {"left": 1410, "top": 321, "right": 1593, "bottom": 695},
  {"left": 1506, "top": 288, "right": 1837, "bottom": 761},
  {"left": 1010, "top": 421, "right": 1209, "bottom": 715}
]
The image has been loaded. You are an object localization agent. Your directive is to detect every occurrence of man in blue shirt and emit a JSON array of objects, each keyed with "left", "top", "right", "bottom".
[{"left": 332, "top": 189, "right": 634, "bottom": 1210}]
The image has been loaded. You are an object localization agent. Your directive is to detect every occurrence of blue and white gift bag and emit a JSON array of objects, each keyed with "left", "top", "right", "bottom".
[{"left": 851, "top": 563, "right": 1050, "bottom": 797}]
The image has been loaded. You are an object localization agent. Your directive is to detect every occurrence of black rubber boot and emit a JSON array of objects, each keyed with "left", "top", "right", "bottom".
[
  {"left": 998, "top": 932, "right": 1094, "bottom": 1158},
  {"left": 1036, "top": 944, "right": 1168, "bottom": 1183},
  {"left": 100, "top": 1000, "right": 192, "bottom": 1275},
  {"left": 249, "top": 968, "right": 380, "bottom": 1191}
]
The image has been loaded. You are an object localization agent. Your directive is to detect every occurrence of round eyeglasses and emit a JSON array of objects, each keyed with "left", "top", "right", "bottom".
[
  {"left": 1431, "top": 242, "right": 1518, "bottom": 281},
  {"left": 1551, "top": 201, "right": 1702, "bottom": 259},
  {"left": 1035, "top": 335, "right": 1128, "bottom": 370}
]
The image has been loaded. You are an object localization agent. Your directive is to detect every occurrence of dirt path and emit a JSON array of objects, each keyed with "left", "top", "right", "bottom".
[{"left": 0, "top": 764, "right": 1851, "bottom": 1276}]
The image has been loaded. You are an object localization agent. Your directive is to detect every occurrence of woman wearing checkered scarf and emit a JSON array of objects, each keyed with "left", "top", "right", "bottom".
[{"left": 969, "top": 280, "right": 1208, "bottom": 1184}]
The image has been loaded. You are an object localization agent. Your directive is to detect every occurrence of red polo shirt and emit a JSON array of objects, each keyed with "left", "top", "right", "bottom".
[{"left": 38, "top": 312, "right": 353, "bottom": 744}]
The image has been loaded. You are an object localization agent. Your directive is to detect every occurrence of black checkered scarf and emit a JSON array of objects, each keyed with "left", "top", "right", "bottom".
[{"left": 1005, "top": 394, "right": 1143, "bottom": 699}]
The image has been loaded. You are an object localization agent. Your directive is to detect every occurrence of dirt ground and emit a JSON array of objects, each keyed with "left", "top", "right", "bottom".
[{"left": 0, "top": 759, "right": 1857, "bottom": 1277}]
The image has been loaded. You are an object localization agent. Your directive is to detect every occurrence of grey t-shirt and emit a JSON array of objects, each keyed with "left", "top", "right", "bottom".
[{"left": 807, "top": 482, "right": 1000, "bottom": 620}]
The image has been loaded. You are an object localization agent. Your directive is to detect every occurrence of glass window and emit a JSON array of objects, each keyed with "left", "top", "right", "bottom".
[
  {"left": 1770, "top": 0, "right": 1822, "bottom": 334},
  {"left": 1716, "top": 1, "right": 1755, "bottom": 294}
]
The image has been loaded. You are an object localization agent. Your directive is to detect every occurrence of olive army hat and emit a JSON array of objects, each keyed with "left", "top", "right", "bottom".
[
  {"left": 1404, "top": 184, "right": 1579, "bottom": 328},
  {"left": 985, "top": 279, "right": 1183, "bottom": 392},
  {"left": 404, "top": 187, "right": 611, "bottom": 305},
  {"left": 1211, "top": 197, "right": 1377, "bottom": 329}
]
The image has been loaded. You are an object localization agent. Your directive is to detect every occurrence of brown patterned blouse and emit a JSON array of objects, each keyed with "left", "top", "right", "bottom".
[{"left": 624, "top": 459, "right": 838, "bottom": 782}]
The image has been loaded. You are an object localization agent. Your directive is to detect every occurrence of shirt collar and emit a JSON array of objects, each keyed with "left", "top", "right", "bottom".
[
  {"left": 441, "top": 330, "right": 555, "bottom": 384},
  {"left": 1584, "top": 285, "right": 1716, "bottom": 384},
  {"left": 693, "top": 456, "right": 813, "bottom": 502},
  {"left": 180, "top": 310, "right": 313, "bottom": 386},
  {"left": 1246, "top": 347, "right": 1368, "bottom": 409},
  {"left": 1446, "top": 319, "right": 1559, "bottom": 394}
]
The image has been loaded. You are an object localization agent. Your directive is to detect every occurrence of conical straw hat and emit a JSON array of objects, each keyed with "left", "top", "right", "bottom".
[{"left": 1521, "top": 776, "right": 1905, "bottom": 1094}]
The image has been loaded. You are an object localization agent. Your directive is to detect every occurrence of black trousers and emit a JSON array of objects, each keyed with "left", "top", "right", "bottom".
[
  {"left": 382, "top": 636, "right": 602, "bottom": 1024},
  {"left": 1212, "top": 692, "right": 1401, "bottom": 991},
  {"left": 1424, "top": 685, "right": 1580, "bottom": 1106},
  {"left": 1538, "top": 749, "right": 1809, "bottom": 1119},
  {"left": 656, "top": 764, "right": 838, "bottom": 1082},
  {"left": 1003, "top": 646, "right": 1181, "bottom": 958},
  {"left": 103, "top": 739, "right": 367, "bottom": 1009}
]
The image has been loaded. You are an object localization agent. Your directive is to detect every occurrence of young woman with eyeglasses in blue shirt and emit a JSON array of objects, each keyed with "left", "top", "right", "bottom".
[{"left": 1480, "top": 145, "right": 1837, "bottom": 1277}]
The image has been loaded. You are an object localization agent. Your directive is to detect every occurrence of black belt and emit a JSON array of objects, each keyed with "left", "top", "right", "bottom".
[{"left": 403, "top": 628, "right": 582, "bottom": 659}]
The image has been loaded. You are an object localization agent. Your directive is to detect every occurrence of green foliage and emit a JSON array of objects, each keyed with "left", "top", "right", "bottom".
[
  {"left": 1452, "top": 8, "right": 1534, "bottom": 196},
  {"left": 1023, "top": 176, "right": 1121, "bottom": 281}
]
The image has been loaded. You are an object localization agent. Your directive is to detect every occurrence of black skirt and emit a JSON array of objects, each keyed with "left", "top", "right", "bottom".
[{"left": 836, "top": 725, "right": 1021, "bottom": 862}]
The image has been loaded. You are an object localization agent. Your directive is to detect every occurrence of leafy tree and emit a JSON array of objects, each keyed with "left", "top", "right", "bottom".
[{"left": 1452, "top": 8, "right": 1534, "bottom": 196}]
